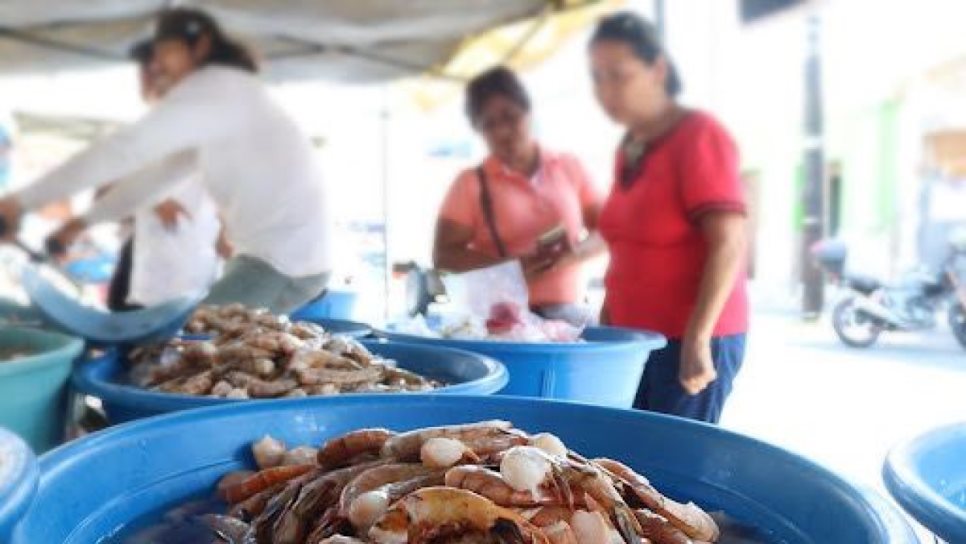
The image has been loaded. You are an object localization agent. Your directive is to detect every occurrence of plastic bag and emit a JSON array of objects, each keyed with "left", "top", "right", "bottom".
[
  {"left": 442, "top": 261, "right": 529, "bottom": 317},
  {"left": 397, "top": 262, "right": 583, "bottom": 343}
]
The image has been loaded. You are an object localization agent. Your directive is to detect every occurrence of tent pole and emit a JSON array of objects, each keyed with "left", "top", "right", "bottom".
[
  {"left": 654, "top": 0, "right": 666, "bottom": 42},
  {"left": 380, "top": 85, "right": 392, "bottom": 320}
]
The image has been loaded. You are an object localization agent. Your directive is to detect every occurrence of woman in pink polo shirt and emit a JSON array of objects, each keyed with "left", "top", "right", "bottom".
[{"left": 433, "top": 66, "right": 605, "bottom": 325}]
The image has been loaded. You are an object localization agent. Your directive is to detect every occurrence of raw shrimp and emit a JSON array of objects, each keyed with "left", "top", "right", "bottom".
[
  {"left": 200, "top": 514, "right": 255, "bottom": 544},
  {"left": 317, "top": 428, "right": 395, "bottom": 469},
  {"left": 229, "top": 483, "right": 287, "bottom": 520},
  {"left": 530, "top": 433, "right": 568, "bottom": 458},
  {"left": 218, "top": 470, "right": 256, "bottom": 500},
  {"left": 634, "top": 509, "right": 694, "bottom": 544},
  {"left": 594, "top": 458, "right": 719, "bottom": 542},
  {"left": 346, "top": 471, "right": 445, "bottom": 530},
  {"left": 500, "top": 448, "right": 641, "bottom": 544},
  {"left": 223, "top": 464, "right": 317, "bottom": 504},
  {"left": 420, "top": 437, "right": 480, "bottom": 469},
  {"left": 296, "top": 367, "right": 384, "bottom": 386},
  {"left": 252, "top": 435, "right": 287, "bottom": 469},
  {"left": 445, "top": 465, "right": 557, "bottom": 507},
  {"left": 368, "top": 486, "right": 550, "bottom": 544},
  {"left": 379, "top": 420, "right": 517, "bottom": 461},
  {"left": 274, "top": 461, "right": 392, "bottom": 544},
  {"left": 283, "top": 446, "right": 319, "bottom": 467}
]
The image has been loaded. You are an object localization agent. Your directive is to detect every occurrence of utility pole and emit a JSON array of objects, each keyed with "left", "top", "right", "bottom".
[{"left": 801, "top": 13, "right": 825, "bottom": 318}]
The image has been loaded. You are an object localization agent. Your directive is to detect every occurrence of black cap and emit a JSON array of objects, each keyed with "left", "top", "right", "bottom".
[
  {"left": 153, "top": 8, "right": 217, "bottom": 43},
  {"left": 127, "top": 39, "right": 153, "bottom": 64}
]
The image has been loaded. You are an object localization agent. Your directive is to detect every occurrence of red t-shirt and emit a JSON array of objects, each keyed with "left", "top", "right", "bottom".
[{"left": 599, "top": 111, "right": 748, "bottom": 339}]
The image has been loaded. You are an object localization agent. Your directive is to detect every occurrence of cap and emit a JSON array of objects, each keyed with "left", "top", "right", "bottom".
[{"left": 153, "top": 8, "right": 216, "bottom": 43}]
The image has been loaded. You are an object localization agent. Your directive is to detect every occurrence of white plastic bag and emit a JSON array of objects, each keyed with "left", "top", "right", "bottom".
[{"left": 442, "top": 261, "right": 529, "bottom": 317}]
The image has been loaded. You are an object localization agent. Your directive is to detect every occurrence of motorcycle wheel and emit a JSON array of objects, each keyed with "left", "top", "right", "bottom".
[
  {"left": 832, "top": 297, "right": 882, "bottom": 348},
  {"left": 949, "top": 303, "right": 966, "bottom": 350}
]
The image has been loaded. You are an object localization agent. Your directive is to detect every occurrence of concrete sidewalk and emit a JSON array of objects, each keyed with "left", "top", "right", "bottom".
[{"left": 720, "top": 307, "right": 965, "bottom": 541}]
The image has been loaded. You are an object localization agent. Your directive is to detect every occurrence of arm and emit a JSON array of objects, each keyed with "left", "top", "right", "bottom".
[
  {"left": 80, "top": 150, "right": 198, "bottom": 226},
  {"left": 680, "top": 211, "right": 747, "bottom": 394},
  {"left": 433, "top": 218, "right": 554, "bottom": 278},
  {"left": 556, "top": 156, "right": 608, "bottom": 268},
  {"left": 15, "top": 75, "right": 231, "bottom": 211},
  {"left": 432, "top": 218, "right": 508, "bottom": 272},
  {"left": 45, "top": 151, "right": 198, "bottom": 254}
]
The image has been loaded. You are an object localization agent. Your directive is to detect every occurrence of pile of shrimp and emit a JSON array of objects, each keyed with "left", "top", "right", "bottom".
[
  {"left": 127, "top": 305, "right": 439, "bottom": 398},
  {"left": 196, "top": 420, "right": 720, "bottom": 544},
  {"left": 184, "top": 304, "right": 299, "bottom": 338}
]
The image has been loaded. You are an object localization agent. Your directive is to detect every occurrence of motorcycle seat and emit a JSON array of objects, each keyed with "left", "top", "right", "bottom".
[{"left": 844, "top": 274, "right": 882, "bottom": 294}]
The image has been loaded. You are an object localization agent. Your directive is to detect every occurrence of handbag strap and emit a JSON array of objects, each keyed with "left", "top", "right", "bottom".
[{"left": 477, "top": 165, "right": 509, "bottom": 258}]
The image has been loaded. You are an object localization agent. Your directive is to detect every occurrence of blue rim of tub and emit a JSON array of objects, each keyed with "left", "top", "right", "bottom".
[
  {"left": 378, "top": 324, "right": 667, "bottom": 353},
  {"left": 0, "top": 427, "right": 38, "bottom": 540},
  {"left": 72, "top": 340, "right": 509, "bottom": 415},
  {"left": 297, "top": 317, "right": 371, "bottom": 338},
  {"left": 0, "top": 329, "right": 85, "bottom": 378},
  {"left": 883, "top": 421, "right": 966, "bottom": 543},
  {"left": 26, "top": 395, "right": 917, "bottom": 543}
]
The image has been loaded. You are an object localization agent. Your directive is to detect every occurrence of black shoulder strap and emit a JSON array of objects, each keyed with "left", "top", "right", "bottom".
[{"left": 477, "top": 165, "right": 509, "bottom": 258}]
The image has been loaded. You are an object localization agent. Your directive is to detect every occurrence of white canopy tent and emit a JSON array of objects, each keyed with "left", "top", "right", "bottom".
[{"left": 0, "top": 1, "right": 600, "bottom": 82}]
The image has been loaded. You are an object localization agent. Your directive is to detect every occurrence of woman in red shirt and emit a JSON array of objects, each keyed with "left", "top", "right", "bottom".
[{"left": 590, "top": 13, "right": 749, "bottom": 423}]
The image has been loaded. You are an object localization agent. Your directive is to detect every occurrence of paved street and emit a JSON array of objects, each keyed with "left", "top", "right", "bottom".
[{"left": 720, "top": 306, "right": 966, "bottom": 541}]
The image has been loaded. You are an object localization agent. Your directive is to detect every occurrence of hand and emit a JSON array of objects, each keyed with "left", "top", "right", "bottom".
[
  {"left": 679, "top": 334, "right": 717, "bottom": 395},
  {"left": 154, "top": 199, "right": 191, "bottom": 231},
  {"left": 47, "top": 218, "right": 87, "bottom": 259},
  {"left": 0, "top": 196, "right": 23, "bottom": 241},
  {"left": 216, "top": 228, "right": 234, "bottom": 259}
]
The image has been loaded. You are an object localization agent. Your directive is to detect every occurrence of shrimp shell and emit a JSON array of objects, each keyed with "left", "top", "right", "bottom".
[{"left": 317, "top": 428, "right": 395, "bottom": 469}]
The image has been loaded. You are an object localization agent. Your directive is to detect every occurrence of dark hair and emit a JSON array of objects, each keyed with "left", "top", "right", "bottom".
[
  {"left": 591, "top": 12, "right": 682, "bottom": 97},
  {"left": 465, "top": 66, "right": 531, "bottom": 126},
  {"left": 128, "top": 39, "right": 153, "bottom": 66},
  {"left": 154, "top": 8, "right": 258, "bottom": 73}
]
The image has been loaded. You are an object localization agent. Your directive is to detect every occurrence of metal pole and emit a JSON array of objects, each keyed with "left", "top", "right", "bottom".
[
  {"left": 380, "top": 86, "right": 392, "bottom": 320},
  {"left": 654, "top": 0, "right": 666, "bottom": 42},
  {"left": 801, "top": 13, "right": 825, "bottom": 318}
]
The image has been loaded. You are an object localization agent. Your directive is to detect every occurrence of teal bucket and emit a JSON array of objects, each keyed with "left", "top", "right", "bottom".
[{"left": 0, "top": 328, "right": 83, "bottom": 452}]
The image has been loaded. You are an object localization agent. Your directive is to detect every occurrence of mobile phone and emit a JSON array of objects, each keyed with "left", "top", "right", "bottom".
[{"left": 537, "top": 225, "right": 567, "bottom": 250}]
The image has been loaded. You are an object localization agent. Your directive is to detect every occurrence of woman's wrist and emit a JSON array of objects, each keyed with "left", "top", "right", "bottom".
[{"left": 684, "top": 320, "right": 713, "bottom": 344}]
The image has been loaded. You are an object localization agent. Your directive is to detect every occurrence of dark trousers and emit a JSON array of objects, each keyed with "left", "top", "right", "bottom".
[
  {"left": 107, "top": 239, "right": 139, "bottom": 312},
  {"left": 633, "top": 334, "right": 746, "bottom": 424}
]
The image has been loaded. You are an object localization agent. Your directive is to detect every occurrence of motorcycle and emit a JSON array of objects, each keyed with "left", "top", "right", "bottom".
[{"left": 812, "top": 235, "right": 966, "bottom": 350}]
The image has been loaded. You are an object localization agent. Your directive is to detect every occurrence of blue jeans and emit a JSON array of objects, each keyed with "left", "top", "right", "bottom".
[{"left": 633, "top": 334, "right": 746, "bottom": 424}]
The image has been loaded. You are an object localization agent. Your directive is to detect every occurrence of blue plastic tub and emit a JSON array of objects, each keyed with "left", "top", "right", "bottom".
[
  {"left": 72, "top": 340, "right": 508, "bottom": 423},
  {"left": 0, "top": 328, "right": 84, "bottom": 452},
  {"left": 0, "top": 298, "right": 43, "bottom": 326},
  {"left": 13, "top": 395, "right": 915, "bottom": 543},
  {"left": 379, "top": 326, "right": 665, "bottom": 407},
  {"left": 883, "top": 421, "right": 966, "bottom": 543},
  {"left": 0, "top": 428, "right": 38, "bottom": 542},
  {"left": 290, "top": 289, "right": 359, "bottom": 321},
  {"left": 300, "top": 317, "right": 371, "bottom": 338}
]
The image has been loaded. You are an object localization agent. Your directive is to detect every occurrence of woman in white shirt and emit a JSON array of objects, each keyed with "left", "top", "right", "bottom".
[
  {"left": 0, "top": 9, "right": 332, "bottom": 313},
  {"left": 56, "top": 39, "right": 223, "bottom": 310}
]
